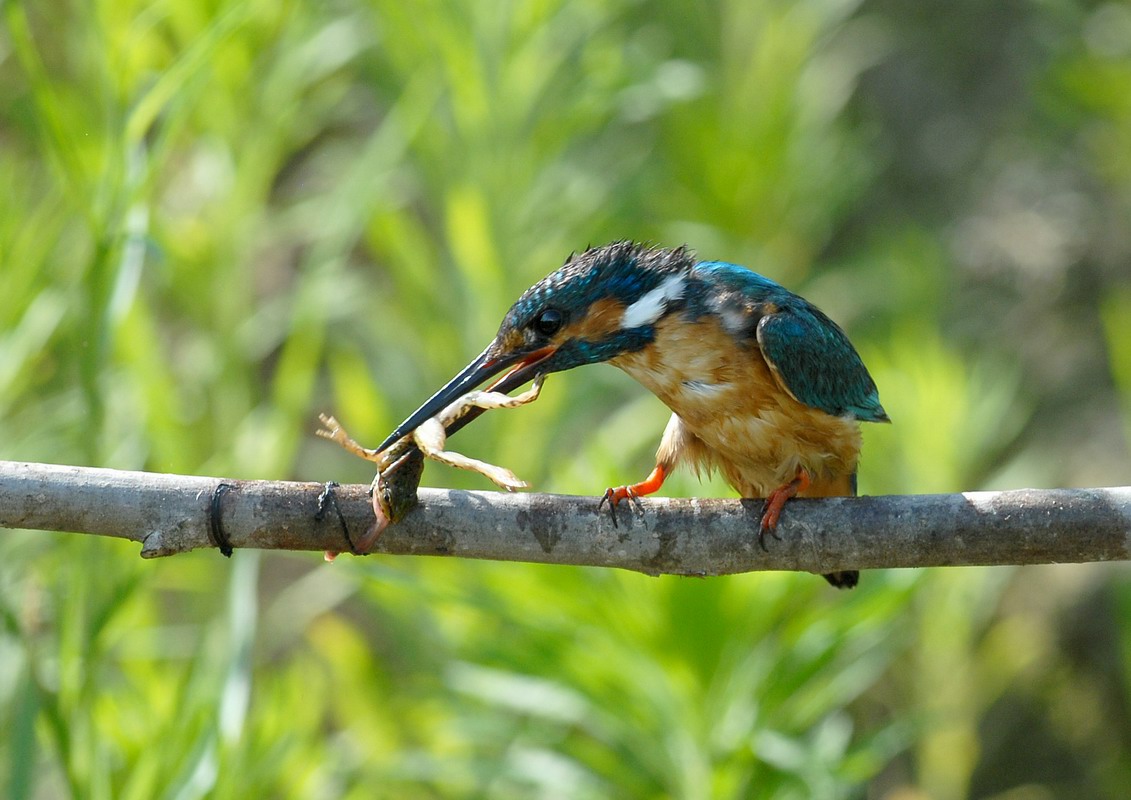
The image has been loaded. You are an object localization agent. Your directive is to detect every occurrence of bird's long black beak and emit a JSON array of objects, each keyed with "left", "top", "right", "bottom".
[{"left": 374, "top": 343, "right": 556, "bottom": 453}]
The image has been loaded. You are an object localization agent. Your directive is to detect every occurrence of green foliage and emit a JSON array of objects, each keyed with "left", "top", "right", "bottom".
[{"left": 2, "top": 0, "right": 1131, "bottom": 797}]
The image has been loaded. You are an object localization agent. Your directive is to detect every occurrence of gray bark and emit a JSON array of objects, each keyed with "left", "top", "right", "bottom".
[{"left": 1, "top": 460, "right": 1129, "bottom": 576}]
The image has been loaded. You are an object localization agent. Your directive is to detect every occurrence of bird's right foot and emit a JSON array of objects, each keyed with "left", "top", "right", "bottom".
[{"left": 599, "top": 464, "right": 668, "bottom": 527}]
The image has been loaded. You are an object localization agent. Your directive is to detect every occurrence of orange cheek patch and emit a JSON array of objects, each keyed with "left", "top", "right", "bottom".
[{"left": 560, "top": 297, "right": 626, "bottom": 344}]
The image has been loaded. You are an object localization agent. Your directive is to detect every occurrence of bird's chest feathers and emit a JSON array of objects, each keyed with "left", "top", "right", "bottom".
[{"left": 609, "top": 315, "right": 862, "bottom": 488}]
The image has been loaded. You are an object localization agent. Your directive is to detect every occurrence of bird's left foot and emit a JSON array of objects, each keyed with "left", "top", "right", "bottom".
[{"left": 759, "top": 469, "right": 811, "bottom": 550}]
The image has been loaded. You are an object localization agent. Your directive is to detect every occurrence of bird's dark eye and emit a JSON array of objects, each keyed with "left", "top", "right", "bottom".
[{"left": 532, "top": 308, "right": 564, "bottom": 337}]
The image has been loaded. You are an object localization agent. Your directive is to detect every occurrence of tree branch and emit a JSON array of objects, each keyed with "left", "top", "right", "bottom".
[{"left": 1, "top": 460, "right": 1129, "bottom": 576}]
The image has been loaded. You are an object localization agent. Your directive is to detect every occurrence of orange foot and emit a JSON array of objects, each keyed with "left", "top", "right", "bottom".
[
  {"left": 759, "top": 468, "right": 811, "bottom": 550},
  {"left": 600, "top": 464, "right": 668, "bottom": 527}
]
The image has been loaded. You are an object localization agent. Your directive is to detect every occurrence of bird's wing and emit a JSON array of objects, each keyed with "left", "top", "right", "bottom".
[
  {"left": 756, "top": 306, "right": 889, "bottom": 422},
  {"left": 692, "top": 261, "right": 888, "bottom": 422}
]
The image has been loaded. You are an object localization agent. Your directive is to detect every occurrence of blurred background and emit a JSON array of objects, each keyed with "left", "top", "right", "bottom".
[{"left": 1, "top": 0, "right": 1130, "bottom": 797}]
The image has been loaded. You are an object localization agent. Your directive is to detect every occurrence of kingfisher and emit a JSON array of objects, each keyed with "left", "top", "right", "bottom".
[{"left": 375, "top": 242, "right": 889, "bottom": 588}]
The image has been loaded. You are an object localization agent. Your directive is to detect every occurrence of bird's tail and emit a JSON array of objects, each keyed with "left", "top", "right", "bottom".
[{"left": 823, "top": 569, "right": 859, "bottom": 589}]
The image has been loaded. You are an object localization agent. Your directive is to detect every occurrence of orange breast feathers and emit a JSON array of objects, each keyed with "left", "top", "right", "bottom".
[{"left": 609, "top": 314, "right": 863, "bottom": 498}]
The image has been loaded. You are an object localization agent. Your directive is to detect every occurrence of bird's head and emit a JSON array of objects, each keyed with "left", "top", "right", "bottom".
[{"left": 375, "top": 242, "right": 695, "bottom": 451}]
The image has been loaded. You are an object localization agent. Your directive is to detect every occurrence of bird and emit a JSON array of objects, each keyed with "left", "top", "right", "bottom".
[{"left": 375, "top": 242, "right": 889, "bottom": 588}]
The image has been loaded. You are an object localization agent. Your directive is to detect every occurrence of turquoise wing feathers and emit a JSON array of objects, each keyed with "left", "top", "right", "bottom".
[
  {"left": 756, "top": 309, "right": 889, "bottom": 422},
  {"left": 694, "top": 260, "right": 889, "bottom": 423}
]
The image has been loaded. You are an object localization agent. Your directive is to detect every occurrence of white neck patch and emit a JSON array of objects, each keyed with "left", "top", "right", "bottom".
[{"left": 621, "top": 275, "right": 686, "bottom": 329}]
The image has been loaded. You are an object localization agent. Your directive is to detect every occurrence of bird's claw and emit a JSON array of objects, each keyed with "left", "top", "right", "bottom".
[
  {"left": 757, "top": 469, "right": 810, "bottom": 551},
  {"left": 600, "top": 485, "right": 645, "bottom": 528},
  {"left": 757, "top": 514, "right": 783, "bottom": 552},
  {"left": 598, "top": 490, "right": 614, "bottom": 527}
]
